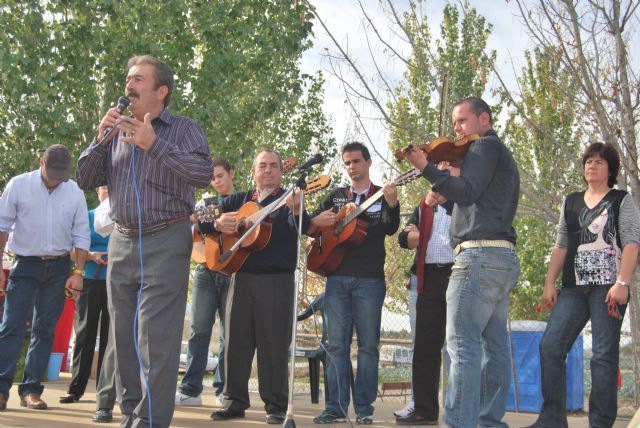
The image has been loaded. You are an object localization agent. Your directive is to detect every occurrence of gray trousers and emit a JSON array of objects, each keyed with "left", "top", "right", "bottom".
[
  {"left": 107, "top": 221, "right": 191, "bottom": 428},
  {"left": 96, "top": 320, "right": 116, "bottom": 410},
  {"left": 223, "top": 271, "right": 294, "bottom": 415}
]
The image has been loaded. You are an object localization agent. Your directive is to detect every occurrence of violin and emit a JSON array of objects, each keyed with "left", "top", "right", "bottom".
[{"left": 394, "top": 134, "right": 480, "bottom": 166}]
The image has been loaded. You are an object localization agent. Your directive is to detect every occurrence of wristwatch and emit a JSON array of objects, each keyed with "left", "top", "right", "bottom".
[
  {"left": 72, "top": 268, "right": 85, "bottom": 277},
  {"left": 615, "top": 279, "right": 628, "bottom": 288}
]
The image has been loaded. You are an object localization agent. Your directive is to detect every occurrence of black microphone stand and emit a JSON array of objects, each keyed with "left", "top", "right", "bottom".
[{"left": 283, "top": 171, "right": 310, "bottom": 428}]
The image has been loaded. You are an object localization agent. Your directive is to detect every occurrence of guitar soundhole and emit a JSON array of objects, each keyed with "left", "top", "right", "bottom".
[{"left": 236, "top": 219, "right": 253, "bottom": 235}]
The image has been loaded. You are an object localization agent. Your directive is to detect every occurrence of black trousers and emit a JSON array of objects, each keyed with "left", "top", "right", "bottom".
[
  {"left": 412, "top": 263, "right": 452, "bottom": 420},
  {"left": 223, "top": 272, "right": 294, "bottom": 414},
  {"left": 67, "top": 278, "right": 109, "bottom": 396}
]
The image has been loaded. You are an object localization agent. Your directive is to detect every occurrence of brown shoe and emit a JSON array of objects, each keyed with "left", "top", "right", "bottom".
[
  {"left": 0, "top": 394, "right": 6, "bottom": 411},
  {"left": 20, "top": 393, "right": 47, "bottom": 410}
]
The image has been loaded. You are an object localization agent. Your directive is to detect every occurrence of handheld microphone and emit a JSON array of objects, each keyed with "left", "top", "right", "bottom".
[
  {"left": 97, "top": 96, "right": 130, "bottom": 146},
  {"left": 297, "top": 153, "right": 323, "bottom": 172}
]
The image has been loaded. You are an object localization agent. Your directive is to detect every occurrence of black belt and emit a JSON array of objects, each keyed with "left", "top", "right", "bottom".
[
  {"left": 425, "top": 263, "right": 453, "bottom": 269},
  {"left": 15, "top": 253, "right": 70, "bottom": 261},
  {"left": 115, "top": 215, "right": 190, "bottom": 238}
]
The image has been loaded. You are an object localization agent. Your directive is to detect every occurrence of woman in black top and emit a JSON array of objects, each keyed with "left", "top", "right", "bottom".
[{"left": 525, "top": 143, "right": 640, "bottom": 428}]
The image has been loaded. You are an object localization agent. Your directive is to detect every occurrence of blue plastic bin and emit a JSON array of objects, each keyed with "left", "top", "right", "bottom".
[
  {"left": 46, "top": 352, "right": 64, "bottom": 381},
  {"left": 507, "top": 320, "right": 584, "bottom": 412}
]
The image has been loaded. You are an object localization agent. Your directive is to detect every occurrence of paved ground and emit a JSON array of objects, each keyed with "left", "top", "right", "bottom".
[{"left": 0, "top": 373, "right": 632, "bottom": 427}]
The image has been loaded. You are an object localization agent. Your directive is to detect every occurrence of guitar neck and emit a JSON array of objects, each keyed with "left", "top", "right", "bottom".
[{"left": 247, "top": 190, "right": 295, "bottom": 223}]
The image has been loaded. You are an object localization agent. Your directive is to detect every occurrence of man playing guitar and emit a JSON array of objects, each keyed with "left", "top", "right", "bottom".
[
  {"left": 309, "top": 142, "right": 400, "bottom": 425},
  {"left": 175, "top": 156, "right": 235, "bottom": 408},
  {"left": 210, "top": 148, "right": 310, "bottom": 425}
]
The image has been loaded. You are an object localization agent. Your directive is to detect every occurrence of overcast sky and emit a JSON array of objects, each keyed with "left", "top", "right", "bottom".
[{"left": 299, "top": 0, "right": 539, "bottom": 178}]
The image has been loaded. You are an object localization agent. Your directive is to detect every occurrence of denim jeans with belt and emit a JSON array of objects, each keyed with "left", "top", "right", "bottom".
[
  {"left": 0, "top": 256, "right": 70, "bottom": 400},
  {"left": 535, "top": 285, "right": 623, "bottom": 428},
  {"left": 324, "top": 275, "right": 386, "bottom": 417},
  {"left": 179, "top": 264, "right": 229, "bottom": 397},
  {"left": 443, "top": 247, "right": 520, "bottom": 428}
]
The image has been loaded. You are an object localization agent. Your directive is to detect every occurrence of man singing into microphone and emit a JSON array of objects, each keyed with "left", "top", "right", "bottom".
[{"left": 77, "top": 55, "right": 213, "bottom": 428}]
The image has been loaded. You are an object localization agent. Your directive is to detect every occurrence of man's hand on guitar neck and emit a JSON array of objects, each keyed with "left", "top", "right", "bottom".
[
  {"left": 382, "top": 183, "right": 399, "bottom": 207},
  {"left": 214, "top": 212, "right": 238, "bottom": 235}
]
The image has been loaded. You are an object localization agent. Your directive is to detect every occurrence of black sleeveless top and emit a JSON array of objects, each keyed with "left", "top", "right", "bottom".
[{"left": 562, "top": 189, "right": 626, "bottom": 288}]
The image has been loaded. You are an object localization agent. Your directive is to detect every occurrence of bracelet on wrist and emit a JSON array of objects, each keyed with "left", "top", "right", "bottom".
[
  {"left": 615, "top": 279, "right": 629, "bottom": 288},
  {"left": 72, "top": 268, "right": 85, "bottom": 277}
]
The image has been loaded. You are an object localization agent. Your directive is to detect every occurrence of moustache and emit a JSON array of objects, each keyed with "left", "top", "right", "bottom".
[{"left": 126, "top": 91, "right": 140, "bottom": 98}]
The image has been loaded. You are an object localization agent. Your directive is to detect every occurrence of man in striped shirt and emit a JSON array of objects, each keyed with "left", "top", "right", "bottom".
[{"left": 77, "top": 55, "right": 212, "bottom": 428}]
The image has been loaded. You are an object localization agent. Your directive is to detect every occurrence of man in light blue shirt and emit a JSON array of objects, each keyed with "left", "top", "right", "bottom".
[{"left": 0, "top": 144, "right": 90, "bottom": 412}]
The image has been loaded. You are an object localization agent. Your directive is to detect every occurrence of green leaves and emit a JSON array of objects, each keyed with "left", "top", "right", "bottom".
[{"left": 0, "top": 0, "right": 333, "bottom": 191}]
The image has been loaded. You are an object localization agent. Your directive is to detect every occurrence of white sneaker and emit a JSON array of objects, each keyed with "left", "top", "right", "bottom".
[
  {"left": 215, "top": 393, "right": 225, "bottom": 406},
  {"left": 393, "top": 401, "right": 414, "bottom": 418},
  {"left": 174, "top": 392, "right": 202, "bottom": 406}
]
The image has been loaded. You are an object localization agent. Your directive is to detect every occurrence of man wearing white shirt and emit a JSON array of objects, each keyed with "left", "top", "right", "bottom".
[{"left": 0, "top": 144, "right": 90, "bottom": 411}]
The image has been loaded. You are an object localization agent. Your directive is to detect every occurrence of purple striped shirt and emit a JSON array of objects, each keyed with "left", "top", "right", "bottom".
[{"left": 77, "top": 109, "right": 213, "bottom": 228}]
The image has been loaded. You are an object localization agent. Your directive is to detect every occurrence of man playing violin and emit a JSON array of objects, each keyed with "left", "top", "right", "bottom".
[
  {"left": 404, "top": 97, "right": 520, "bottom": 428},
  {"left": 309, "top": 142, "right": 400, "bottom": 425},
  {"left": 210, "top": 148, "right": 310, "bottom": 425}
]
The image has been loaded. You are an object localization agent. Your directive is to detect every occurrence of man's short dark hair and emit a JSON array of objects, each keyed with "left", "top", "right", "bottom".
[
  {"left": 582, "top": 142, "right": 620, "bottom": 188},
  {"left": 342, "top": 141, "right": 370, "bottom": 161},
  {"left": 454, "top": 97, "right": 493, "bottom": 124},
  {"left": 127, "top": 55, "right": 174, "bottom": 107},
  {"left": 211, "top": 156, "right": 233, "bottom": 174}
]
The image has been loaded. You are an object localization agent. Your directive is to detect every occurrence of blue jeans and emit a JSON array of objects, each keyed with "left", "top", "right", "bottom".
[
  {"left": 324, "top": 275, "right": 386, "bottom": 417},
  {"left": 179, "top": 264, "right": 229, "bottom": 397},
  {"left": 536, "top": 285, "right": 623, "bottom": 428},
  {"left": 444, "top": 247, "right": 520, "bottom": 428},
  {"left": 0, "top": 256, "right": 70, "bottom": 400}
]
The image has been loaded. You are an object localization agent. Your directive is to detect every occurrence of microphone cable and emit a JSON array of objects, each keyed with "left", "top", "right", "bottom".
[{"left": 130, "top": 145, "right": 153, "bottom": 427}]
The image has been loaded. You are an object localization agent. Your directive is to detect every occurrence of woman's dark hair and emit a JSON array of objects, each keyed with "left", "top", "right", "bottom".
[{"left": 582, "top": 143, "right": 620, "bottom": 188}]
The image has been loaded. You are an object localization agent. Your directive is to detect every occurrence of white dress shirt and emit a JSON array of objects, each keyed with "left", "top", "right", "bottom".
[{"left": 0, "top": 169, "right": 90, "bottom": 256}]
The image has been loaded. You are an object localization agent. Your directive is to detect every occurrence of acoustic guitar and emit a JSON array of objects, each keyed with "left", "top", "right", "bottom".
[
  {"left": 307, "top": 169, "right": 422, "bottom": 276},
  {"left": 191, "top": 205, "right": 224, "bottom": 265},
  {"left": 201, "top": 175, "right": 332, "bottom": 275},
  {"left": 191, "top": 157, "right": 297, "bottom": 265}
]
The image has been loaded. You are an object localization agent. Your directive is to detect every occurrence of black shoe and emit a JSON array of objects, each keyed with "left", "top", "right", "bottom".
[
  {"left": 92, "top": 409, "right": 113, "bottom": 423},
  {"left": 211, "top": 408, "right": 246, "bottom": 421},
  {"left": 266, "top": 412, "right": 285, "bottom": 424},
  {"left": 59, "top": 394, "right": 82, "bottom": 403},
  {"left": 395, "top": 411, "right": 439, "bottom": 425}
]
